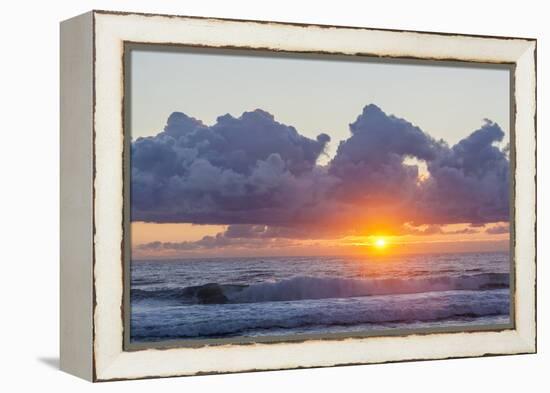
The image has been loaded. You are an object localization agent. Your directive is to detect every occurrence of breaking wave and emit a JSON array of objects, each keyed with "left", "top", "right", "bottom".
[
  {"left": 130, "top": 288, "right": 510, "bottom": 340},
  {"left": 131, "top": 273, "right": 509, "bottom": 305}
]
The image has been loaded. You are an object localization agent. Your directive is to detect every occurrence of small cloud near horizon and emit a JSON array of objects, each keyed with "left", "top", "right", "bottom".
[{"left": 485, "top": 223, "right": 510, "bottom": 235}]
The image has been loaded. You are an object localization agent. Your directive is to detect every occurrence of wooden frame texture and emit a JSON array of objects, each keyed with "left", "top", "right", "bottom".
[{"left": 60, "top": 10, "right": 537, "bottom": 382}]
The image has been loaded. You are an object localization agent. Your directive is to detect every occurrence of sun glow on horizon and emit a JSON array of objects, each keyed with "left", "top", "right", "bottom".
[
  {"left": 374, "top": 237, "right": 388, "bottom": 249},
  {"left": 131, "top": 221, "right": 510, "bottom": 259}
]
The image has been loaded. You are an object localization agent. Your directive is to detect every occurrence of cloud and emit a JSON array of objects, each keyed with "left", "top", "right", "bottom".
[
  {"left": 131, "top": 109, "right": 333, "bottom": 224},
  {"left": 485, "top": 223, "right": 510, "bottom": 234},
  {"left": 137, "top": 225, "right": 300, "bottom": 251},
  {"left": 447, "top": 227, "right": 480, "bottom": 235},
  {"left": 330, "top": 104, "right": 440, "bottom": 184},
  {"left": 323, "top": 104, "right": 444, "bottom": 232},
  {"left": 131, "top": 105, "right": 509, "bottom": 235},
  {"left": 418, "top": 119, "right": 510, "bottom": 225},
  {"left": 400, "top": 223, "right": 479, "bottom": 236}
]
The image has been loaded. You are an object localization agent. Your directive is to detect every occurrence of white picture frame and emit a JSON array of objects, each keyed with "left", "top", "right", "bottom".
[{"left": 60, "top": 10, "right": 536, "bottom": 382}]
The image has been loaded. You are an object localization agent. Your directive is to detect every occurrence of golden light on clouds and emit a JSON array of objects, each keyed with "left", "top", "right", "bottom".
[{"left": 131, "top": 221, "right": 510, "bottom": 259}]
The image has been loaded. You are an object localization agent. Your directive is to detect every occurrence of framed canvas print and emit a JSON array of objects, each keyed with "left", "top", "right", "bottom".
[{"left": 60, "top": 10, "right": 537, "bottom": 382}]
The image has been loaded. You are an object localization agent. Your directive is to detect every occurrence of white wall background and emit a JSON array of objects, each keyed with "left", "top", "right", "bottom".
[{"left": 0, "top": 0, "right": 546, "bottom": 391}]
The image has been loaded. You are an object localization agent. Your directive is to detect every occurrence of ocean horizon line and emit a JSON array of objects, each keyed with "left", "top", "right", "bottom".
[{"left": 131, "top": 249, "right": 510, "bottom": 262}]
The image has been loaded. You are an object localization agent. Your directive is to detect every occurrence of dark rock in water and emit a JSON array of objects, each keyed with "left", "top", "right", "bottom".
[{"left": 196, "top": 283, "right": 228, "bottom": 304}]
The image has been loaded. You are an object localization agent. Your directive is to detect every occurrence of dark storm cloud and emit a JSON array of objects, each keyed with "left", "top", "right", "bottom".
[{"left": 131, "top": 105, "right": 510, "bottom": 233}]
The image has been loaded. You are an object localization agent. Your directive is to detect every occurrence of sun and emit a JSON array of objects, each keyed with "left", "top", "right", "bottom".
[{"left": 374, "top": 237, "right": 387, "bottom": 249}]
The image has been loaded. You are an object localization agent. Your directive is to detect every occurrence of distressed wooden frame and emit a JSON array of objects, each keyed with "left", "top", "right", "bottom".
[{"left": 60, "top": 10, "right": 537, "bottom": 382}]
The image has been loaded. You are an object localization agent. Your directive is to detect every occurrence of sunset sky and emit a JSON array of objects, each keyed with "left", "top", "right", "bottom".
[{"left": 129, "top": 47, "right": 511, "bottom": 259}]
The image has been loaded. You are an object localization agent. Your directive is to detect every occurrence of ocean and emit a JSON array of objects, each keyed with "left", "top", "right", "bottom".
[{"left": 129, "top": 252, "right": 511, "bottom": 343}]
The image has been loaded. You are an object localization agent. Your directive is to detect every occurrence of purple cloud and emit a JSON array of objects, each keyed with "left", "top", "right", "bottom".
[
  {"left": 131, "top": 109, "right": 333, "bottom": 224},
  {"left": 131, "top": 105, "right": 509, "bottom": 235},
  {"left": 418, "top": 119, "right": 509, "bottom": 225},
  {"left": 485, "top": 224, "right": 510, "bottom": 234}
]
